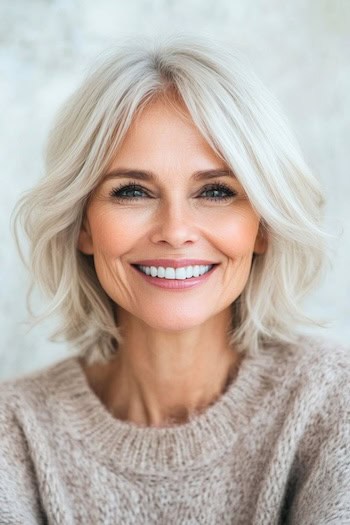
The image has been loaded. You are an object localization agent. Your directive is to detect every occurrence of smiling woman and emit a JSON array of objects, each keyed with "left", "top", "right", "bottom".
[
  {"left": 1, "top": 34, "right": 350, "bottom": 524},
  {"left": 78, "top": 96, "right": 266, "bottom": 345}
]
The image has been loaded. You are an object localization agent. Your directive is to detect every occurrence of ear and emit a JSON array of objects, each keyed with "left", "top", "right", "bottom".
[
  {"left": 253, "top": 222, "right": 268, "bottom": 255},
  {"left": 77, "top": 216, "right": 94, "bottom": 255}
]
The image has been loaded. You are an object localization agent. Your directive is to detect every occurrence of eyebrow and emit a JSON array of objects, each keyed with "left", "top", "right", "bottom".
[{"left": 102, "top": 168, "right": 237, "bottom": 183}]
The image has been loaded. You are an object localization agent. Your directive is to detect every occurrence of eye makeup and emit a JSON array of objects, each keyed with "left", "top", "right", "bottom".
[{"left": 109, "top": 180, "right": 238, "bottom": 203}]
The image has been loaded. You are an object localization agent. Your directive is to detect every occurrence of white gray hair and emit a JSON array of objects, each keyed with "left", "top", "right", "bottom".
[{"left": 12, "top": 34, "right": 330, "bottom": 364}]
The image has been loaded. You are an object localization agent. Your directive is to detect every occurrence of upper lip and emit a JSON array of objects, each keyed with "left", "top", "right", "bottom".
[{"left": 132, "top": 259, "right": 219, "bottom": 268}]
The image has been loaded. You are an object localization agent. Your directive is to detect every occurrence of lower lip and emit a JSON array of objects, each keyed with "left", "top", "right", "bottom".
[{"left": 131, "top": 265, "right": 219, "bottom": 290}]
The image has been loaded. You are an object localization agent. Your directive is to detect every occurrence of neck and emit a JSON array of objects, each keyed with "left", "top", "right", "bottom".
[{"left": 82, "top": 306, "right": 242, "bottom": 427}]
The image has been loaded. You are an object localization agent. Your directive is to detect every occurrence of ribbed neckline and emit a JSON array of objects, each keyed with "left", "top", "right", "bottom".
[{"left": 50, "top": 348, "right": 281, "bottom": 474}]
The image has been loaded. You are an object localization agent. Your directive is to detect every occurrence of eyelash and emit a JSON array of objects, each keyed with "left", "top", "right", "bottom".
[{"left": 109, "top": 181, "right": 237, "bottom": 202}]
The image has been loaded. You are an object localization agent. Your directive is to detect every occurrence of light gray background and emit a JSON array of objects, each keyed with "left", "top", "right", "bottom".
[{"left": 1, "top": 0, "right": 349, "bottom": 380}]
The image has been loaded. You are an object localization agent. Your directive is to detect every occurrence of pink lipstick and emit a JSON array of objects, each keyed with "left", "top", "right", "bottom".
[{"left": 130, "top": 262, "right": 219, "bottom": 290}]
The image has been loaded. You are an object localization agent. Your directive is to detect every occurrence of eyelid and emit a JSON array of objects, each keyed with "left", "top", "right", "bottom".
[
  {"left": 108, "top": 180, "right": 241, "bottom": 203},
  {"left": 108, "top": 180, "right": 238, "bottom": 192},
  {"left": 108, "top": 181, "right": 151, "bottom": 197},
  {"left": 201, "top": 182, "right": 237, "bottom": 195}
]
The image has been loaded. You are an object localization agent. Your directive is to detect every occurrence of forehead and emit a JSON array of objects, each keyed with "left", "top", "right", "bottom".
[{"left": 109, "top": 98, "right": 227, "bottom": 174}]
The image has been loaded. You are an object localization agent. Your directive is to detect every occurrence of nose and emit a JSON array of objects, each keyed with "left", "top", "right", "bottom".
[{"left": 150, "top": 199, "right": 200, "bottom": 247}]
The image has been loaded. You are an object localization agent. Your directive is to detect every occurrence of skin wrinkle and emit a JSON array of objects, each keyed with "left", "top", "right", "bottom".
[{"left": 78, "top": 98, "right": 267, "bottom": 427}]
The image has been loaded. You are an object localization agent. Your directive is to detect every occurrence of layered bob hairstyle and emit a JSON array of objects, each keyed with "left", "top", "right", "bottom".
[{"left": 13, "top": 34, "right": 330, "bottom": 364}]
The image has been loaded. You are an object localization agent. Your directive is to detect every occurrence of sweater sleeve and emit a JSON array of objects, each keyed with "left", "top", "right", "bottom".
[
  {"left": 288, "top": 380, "right": 350, "bottom": 524},
  {"left": 0, "top": 391, "right": 45, "bottom": 525}
]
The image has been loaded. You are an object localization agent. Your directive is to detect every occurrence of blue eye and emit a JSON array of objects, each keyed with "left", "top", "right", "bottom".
[
  {"left": 110, "top": 183, "right": 145, "bottom": 201},
  {"left": 109, "top": 181, "right": 237, "bottom": 202},
  {"left": 201, "top": 183, "right": 237, "bottom": 201}
]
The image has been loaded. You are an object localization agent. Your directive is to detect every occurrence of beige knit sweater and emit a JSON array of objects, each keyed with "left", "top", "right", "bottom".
[{"left": 0, "top": 335, "right": 349, "bottom": 525}]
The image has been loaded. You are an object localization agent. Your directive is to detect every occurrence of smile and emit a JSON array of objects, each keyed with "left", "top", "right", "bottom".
[
  {"left": 130, "top": 263, "right": 219, "bottom": 290},
  {"left": 134, "top": 264, "right": 215, "bottom": 280}
]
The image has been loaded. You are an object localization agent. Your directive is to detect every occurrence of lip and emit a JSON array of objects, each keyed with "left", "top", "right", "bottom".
[
  {"left": 131, "top": 263, "right": 218, "bottom": 290},
  {"left": 131, "top": 259, "right": 219, "bottom": 268}
]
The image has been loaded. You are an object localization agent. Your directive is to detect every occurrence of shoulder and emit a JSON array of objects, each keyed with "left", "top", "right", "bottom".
[
  {"left": 271, "top": 336, "right": 350, "bottom": 523},
  {"left": 0, "top": 356, "right": 80, "bottom": 489},
  {"left": 268, "top": 333, "right": 350, "bottom": 421},
  {"left": 0, "top": 356, "right": 79, "bottom": 429},
  {"left": 288, "top": 333, "right": 350, "bottom": 383},
  {"left": 0, "top": 362, "right": 52, "bottom": 411},
  {"left": 265, "top": 333, "right": 350, "bottom": 380},
  {"left": 0, "top": 361, "right": 74, "bottom": 522},
  {"left": 258, "top": 333, "right": 350, "bottom": 421}
]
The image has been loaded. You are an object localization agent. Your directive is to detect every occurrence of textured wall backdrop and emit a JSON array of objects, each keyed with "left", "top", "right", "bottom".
[{"left": 1, "top": 0, "right": 349, "bottom": 379}]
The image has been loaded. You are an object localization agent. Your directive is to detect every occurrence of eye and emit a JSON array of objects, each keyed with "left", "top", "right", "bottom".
[
  {"left": 109, "top": 181, "right": 238, "bottom": 202},
  {"left": 109, "top": 182, "right": 147, "bottom": 201},
  {"left": 200, "top": 183, "right": 237, "bottom": 201}
]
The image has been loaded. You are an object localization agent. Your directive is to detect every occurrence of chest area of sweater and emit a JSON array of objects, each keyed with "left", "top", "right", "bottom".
[
  {"left": 42, "top": 447, "right": 267, "bottom": 524},
  {"left": 28, "top": 417, "right": 294, "bottom": 525}
]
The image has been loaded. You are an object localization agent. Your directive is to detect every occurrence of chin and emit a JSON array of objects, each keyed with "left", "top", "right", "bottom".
[{"left": 144, "top": 312, "right": 206, "bottom": 332}]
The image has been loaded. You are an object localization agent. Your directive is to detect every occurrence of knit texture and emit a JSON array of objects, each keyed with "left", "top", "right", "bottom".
[{"left": 0, "top": 335, "right": 349, "bottom": 525}]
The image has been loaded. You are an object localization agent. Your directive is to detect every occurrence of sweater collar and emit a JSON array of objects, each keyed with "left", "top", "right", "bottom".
[{"left": 50, "top": 350, "right": 278, "bottom": 473}]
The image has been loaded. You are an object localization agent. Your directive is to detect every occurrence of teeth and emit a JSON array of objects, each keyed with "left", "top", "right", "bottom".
[
  {"left": 157, "top": 267, "right": 166, "bottom": 278},
  {"left": 165, "top": 267, "right": 176, "bottom": 279},
  {"left": 137, "top": 264, "right": 213, "bottom": 279}
]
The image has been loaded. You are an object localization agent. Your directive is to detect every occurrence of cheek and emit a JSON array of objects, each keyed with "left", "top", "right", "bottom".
[
  {"left": 212, "top": 209, "right": 260, "bottom": 256},
  {"left": 89, "top": 209, "right": 138, "bottom": 257}
]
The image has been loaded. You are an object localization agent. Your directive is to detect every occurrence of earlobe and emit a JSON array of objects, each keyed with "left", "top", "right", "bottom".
[{"left": 77, "top": 220, "right": 94, "bottom": 255}]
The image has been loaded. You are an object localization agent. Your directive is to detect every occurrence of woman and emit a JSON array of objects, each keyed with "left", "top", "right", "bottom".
[{"left": 1, "top": 34, "right": 349, "bottom": 524}]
